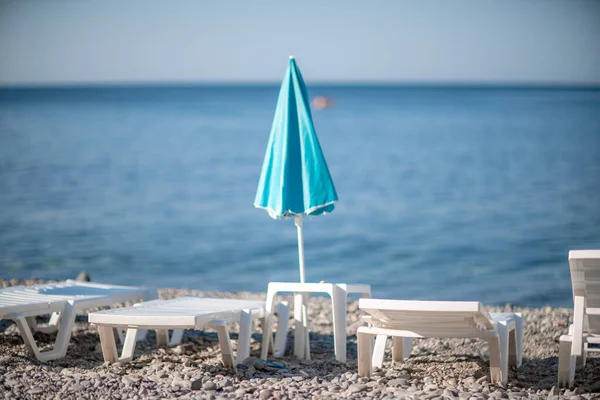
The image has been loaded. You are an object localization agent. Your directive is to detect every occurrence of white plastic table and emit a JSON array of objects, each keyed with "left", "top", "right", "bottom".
[{"left": 260, "top": 282, "right": 371, "bottom": 362}]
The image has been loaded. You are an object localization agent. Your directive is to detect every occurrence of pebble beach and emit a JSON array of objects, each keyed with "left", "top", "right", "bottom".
[{"left": 1, "top": 278, "right": 599, "bottom": 400}]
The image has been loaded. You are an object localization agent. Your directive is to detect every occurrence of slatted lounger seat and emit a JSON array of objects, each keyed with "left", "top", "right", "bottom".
[
  {"left": 357, "top": 299, "right": 523, "bottom": 385},
  {"left": 88, "top": 297, "right": 290, "bottom": 367},
  {"left": 0, "top": 280, "right": 156, "bottom": 361},
  {"left": 558, "top": 250, "right": 600, "bottom": 387}
]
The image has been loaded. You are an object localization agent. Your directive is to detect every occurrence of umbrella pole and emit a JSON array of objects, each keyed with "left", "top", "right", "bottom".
[
  {"left": 295, "top": 215, "right": 306, "bottom": 283},
  {"left": 294, "top": 215, "right": 311, "bottom": 359}
]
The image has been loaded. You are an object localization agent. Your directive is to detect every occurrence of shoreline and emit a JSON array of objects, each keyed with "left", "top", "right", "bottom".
[{"left": 1, "top": 279, "right": 598, "bottom": 399}]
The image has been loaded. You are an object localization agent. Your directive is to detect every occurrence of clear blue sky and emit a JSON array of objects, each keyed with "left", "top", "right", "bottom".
[{"left": 1, "top": 0, "right": 599, "bottom": 86}]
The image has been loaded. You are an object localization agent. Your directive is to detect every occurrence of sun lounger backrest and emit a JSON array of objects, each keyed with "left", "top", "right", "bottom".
[
  {"left": 359, "top": 299, "right": 495, "bottom": 334},
  {"left": 569, "top": 250, "right": 600, "bottom": 333}
]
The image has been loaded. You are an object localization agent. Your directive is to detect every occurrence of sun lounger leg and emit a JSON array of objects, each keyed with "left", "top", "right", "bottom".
[
  {"left": 576, "top": 343, "right": 587, "bottom": 368},
  {"left": 48, "top": 312, "right": 61, "bottom": 327},
  {"left": 26, "top": 316, "right": 38, "bottom": 331},
  {"left": 572, "top": 296, "right": 585, "bottom": 357},
  {"left": 98, "top": 325, "right": 119, "bottom": 363},
  {"left": 13, "top": 314, "right": 42, "bottom": 360},
  {"left": 170, "top": 329, "right": 184, "bottom": 346},
  {"left": 273, "top": 301, "right": 289, "bottom": 357},
  {"left": 372, "top": 335, "right": 386, "bottom": 368},
  {"left": 558, "top": 335, "right": 575, "bottom": 387},
  {"left": 393, "top": 336, "right": 412, "bottom": 362},
  {"left": 25, "top": 312, "right": 61, "bottom": 335},
  {"left": 509, "top": 313, "right": 523, "bottom": 367},
  {"left": 486, "top": 333, "right": 502, "bottom": 385},
  {"left": 156, "top": 330, "right": 169, "bottom": 347},
  {"left": 357, "top": 328, "right": 374, "bottom": 377},
  {"left": 118, "top": 328, "right": 138, "bottom": 362},
  {"left": 237, "top": 310, "right": 252, "bottom": 363},
  {"left": 38, "top": 303, "right": 76, "bottom": 361},
  {"left": 496, "top": 321, "right": 510, "bottom": 385},
  {"left": 210, "top": 321, "right": 234, "bottom": 368}
]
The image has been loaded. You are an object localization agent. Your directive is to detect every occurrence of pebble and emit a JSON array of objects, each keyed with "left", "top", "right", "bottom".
[
  {"left": 388, "top": 378, "right": 408, "bottom": 387},
  {"left": 348, "top": 383, "right": 367, "bottom": 393},
  {"left": 69, "top": 383, "right": 85, "bottom": 392},
  {"left": 121, "top": 376, "right": 138, "bottom": 385}
]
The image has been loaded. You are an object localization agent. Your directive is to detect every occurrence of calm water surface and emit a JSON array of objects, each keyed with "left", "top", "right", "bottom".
[{"left": 0, "top": 85, "right": 599, "bottom": 307}]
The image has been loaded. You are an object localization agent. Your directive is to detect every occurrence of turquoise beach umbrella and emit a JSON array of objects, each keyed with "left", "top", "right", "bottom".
[{"left": 255, "top": 56, "right": 338, "bottom": 283}]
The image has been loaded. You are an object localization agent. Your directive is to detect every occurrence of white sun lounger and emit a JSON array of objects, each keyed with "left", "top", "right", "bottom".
[
  {"left": 357, "top": 299, "right": 523, "bottom": 385},
  {"left": 558, "top": 250, "right": 600, "bottom": 387},
  {"left": 88, "top": 297, "right": 290, "bottom": 367},
  {"left": 0, "top": 280, "right": 156, "bottom": 361}
]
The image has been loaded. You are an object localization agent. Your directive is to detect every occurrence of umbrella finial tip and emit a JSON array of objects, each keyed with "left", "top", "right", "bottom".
[{"left": 289, "top": 55, "right": 294, "bottom": 60}]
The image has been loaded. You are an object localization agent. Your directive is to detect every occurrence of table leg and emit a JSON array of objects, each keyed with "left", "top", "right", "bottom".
[
  {"left": 294, "top": 293, "right": 309, "bottom": 359},
  {"left": 237, "top": 309, "right": 252, "bottom": 363},
  {"left": 260, "top": 287, "right": 277, "bottom": 360},
  {"left": 332, "top": 285, "right": 347, "bottom": 362}
]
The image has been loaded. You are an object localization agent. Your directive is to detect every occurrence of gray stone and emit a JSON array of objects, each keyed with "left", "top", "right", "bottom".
[
  {"left": 348, "top": 384, "right": 367, "bottom": 394},
  {"left": 172, "top": 379, "right": 191, "bottom": 389},
  {"left": 203, "top": 381, "right": 217, "bottom": 390},
  {"left": 474, "top": 371, "right": 486, "bottom": 379},
  {"left": 470, "top": 383, "right": 482, "bottom": 391},
  {"left": 70, "top": 384, "right": 85, "bottom": 391},
  {"left": 446, "top": 378, "right": 458, "bottom": 387},
  {"left": 254, "top": 359, "right": 267, "bottom": 370},
  {"left": 388, "top": 378, "right": 408, "bottom": 387},
  {"left": 259, "top": 389, "right": 272, "bottom": 400},
  {"left": 121, "top": 376, "right": 138, "bottom": 385},
  {"left": 242, "top": 356, "right": 258, "bottom": 365},
  {"left": 221, "top": 379, "right": 233, "bottom": 388},
  {"left": 490, "top": 389, "right": 508, "bottom": 398},
  {"left": 425, "top": 384, "right": 440, "bottom": 391}
]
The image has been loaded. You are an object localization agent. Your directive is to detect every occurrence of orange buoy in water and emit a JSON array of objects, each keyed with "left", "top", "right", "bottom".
[{"left": 312, "top": 96, "right": 335, "bottom": 110}]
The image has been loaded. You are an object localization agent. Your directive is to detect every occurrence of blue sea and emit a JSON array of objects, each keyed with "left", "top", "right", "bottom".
[{"left": 0, "top": 85, "right": 599, "bottom": 307}]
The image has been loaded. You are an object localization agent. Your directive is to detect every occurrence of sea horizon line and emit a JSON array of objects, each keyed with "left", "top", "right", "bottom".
[{"left": 1, "top": 80, "right": 600, "bottom": 91}]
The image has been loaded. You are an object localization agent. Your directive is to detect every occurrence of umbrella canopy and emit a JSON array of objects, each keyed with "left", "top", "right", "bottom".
[{"left": 255, "top": 56, "right": 338, "bottom": 282}]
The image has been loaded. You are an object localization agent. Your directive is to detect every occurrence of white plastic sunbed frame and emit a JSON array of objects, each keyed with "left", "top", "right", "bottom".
[
  {"left": 0, "top": 280, "right": 156, "bottom": 361},
  {"left": 88, "top": 297, "right": 290, "bottom": 367},
  {"left": 558, "top": 250, "right": 600, "bottom": 387},
  {"left": 357, "top": 299, "right": 523, "bottom": 385}
]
